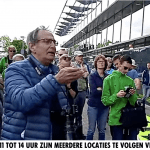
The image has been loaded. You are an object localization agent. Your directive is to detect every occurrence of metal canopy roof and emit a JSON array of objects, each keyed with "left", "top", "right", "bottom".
[
  {"left": 53, "top": 0, "right": 102, "bottom": 37},
  {"left": 62, "top": 0, "right": 150, "bottom": 48},
  {"left": 63, "top": 17, "right": 80, "bottom": 22},
  {"left": 68, "top": 6, "right": 91, "bottom": 12},
  {"left": 60, "top": 22, "right": 76, "bottom": 26},
  {"left": 77, "top": 0, "right": 102, "bottom": 5},
  {"left": 65, "top": 12, "right": 85, "bottom": 18}
]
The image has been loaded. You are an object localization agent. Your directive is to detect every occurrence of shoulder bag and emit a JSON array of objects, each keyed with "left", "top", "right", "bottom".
[{"left": 120, "top": 96, "right": 148, "bottom": 129}]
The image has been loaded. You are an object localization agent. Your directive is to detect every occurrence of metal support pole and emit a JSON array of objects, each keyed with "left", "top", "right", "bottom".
[
  {"left": 129, "top": 3, "right": 133, "bottom": 40},
  {"left": 120, "top": 10, "right": 123, "bottom": 42},
  {"left": 141, "top": 0, "right": 145, "bottom": 36},
  {"left": 112, "top": 15, "right": 115, "bottom": 44}
]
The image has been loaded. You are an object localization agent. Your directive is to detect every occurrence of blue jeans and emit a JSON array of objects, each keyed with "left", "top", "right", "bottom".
[
  {"left": 142, "top": 84, "right": 150, "bottom": 98},
  {"left": 86, "top": 106, "right": 109, "bottom": 140},
  {"left": 110, "top": 125, "right": 138, "bottom": 140}
]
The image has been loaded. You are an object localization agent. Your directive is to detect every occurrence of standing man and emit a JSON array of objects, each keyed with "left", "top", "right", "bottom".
[
  {"left": 127, "top": 59, "right": 141, "bottom": 90},
  {"left": 71, "top": 50, "right": 89, "bottom": 139},
  {"left": 1, "top": 26, "right": 84, "bottom": 140},
  {"left": 112, "top": 54, "right": 121, "bottom": 70},
  {"left": 54, "top": 49, "right": 68, "bottom": 65},
  {"left": 129, "top": 43, "right": 134, "bottom": 50},
  {"left": 58, "top": 49, "right": 68, "bottom": 58},
  {"left": 0, "top": 45, "right": 16, "bottom": 138},
  {"left": 106, "top": 57, "right": 114, "bottom": 74},
  {"left": 0, "top": 45, "right": 16, "bottom": 76},
  {"left": 102, "top": 55, "right": 138, "bottom": 140},
  {"left": 142, "top": 62, "right": 150, "bottom": 98}
]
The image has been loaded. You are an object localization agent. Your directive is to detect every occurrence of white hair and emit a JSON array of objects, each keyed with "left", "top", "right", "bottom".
[{"left": 12, "top": 54, "right": 25, "bottom": 60}]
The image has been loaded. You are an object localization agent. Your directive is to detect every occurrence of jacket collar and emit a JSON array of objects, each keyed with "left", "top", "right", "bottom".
[
  {"left": 112, "top": 70, "right": 126, "bottom": 77},
  {"left": 94, "top": 69, "right": 108, "bottom": 78},
  {"left": 30, "top": 54, "right": 58, "bottom": 75}
]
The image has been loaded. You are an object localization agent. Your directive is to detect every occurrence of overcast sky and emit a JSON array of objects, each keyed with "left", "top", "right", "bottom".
[
  {"left": 0, "top": 0, "right": 67, "bottom": 49},
  {"left": 0, "top": 0, "right": 150, "bottom": 51}
]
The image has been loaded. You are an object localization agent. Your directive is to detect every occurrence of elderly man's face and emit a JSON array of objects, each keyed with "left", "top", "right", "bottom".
[
  {"left": 59, "top": 56, "right": 71, "bottom": 69},
  {"left": 8, "top": 47, "right": 16, "bottom": 58},
  {"left": 75, "top": 55, "right": 83, "bottom": 64},
  {"left": 30, "top": 30, "right": 56, "bottom": 66},
  {"left": 58, "top": 50, "right": 68, "bottom": 59}
]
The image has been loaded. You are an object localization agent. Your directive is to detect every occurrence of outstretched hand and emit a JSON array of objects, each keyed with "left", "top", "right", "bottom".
[{"left": 55, "top": 67, "right": 84, "bottom": 84}]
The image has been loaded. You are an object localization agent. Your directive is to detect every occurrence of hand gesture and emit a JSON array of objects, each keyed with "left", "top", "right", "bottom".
[
  {"left": 55, "top": 67, "right": 84, "bottom": 84},
  {"left": 117, "top": 90, "right": 126, "bottom": 98},
  {"left": 129, "top": 88, "right": 135, "bottom": 95}
]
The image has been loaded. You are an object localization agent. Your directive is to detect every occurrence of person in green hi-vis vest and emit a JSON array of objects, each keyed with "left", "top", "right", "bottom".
[{"left": 0, "top": 45, "right": 16, "bottom": 78}]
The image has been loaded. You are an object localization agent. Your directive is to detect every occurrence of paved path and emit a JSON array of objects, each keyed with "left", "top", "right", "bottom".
[
  {"left": 82, "top": 99, "right": 112, "bottom": 140},
  {"left": 82, "top": 99, "right": 150, "bottom": 140}
]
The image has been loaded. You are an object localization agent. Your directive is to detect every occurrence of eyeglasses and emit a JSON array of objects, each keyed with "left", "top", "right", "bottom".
[
  {"left": 114, "top": 63, "right": 118, "bottom": 67},
  {"left": 9, "top": 50, "right": 16, "bottom": 53},
  {"left": 98, "top": 61, "right": 105, "bottom": 63},
  {"left": 124, "top": 66, "right": 131, "bottom": 71},
  {"left": 37, "top": 38, "right": 57, "bottom": 46},
  {"left": 63, "top": 57, "right": 71, "bottom": 61}
]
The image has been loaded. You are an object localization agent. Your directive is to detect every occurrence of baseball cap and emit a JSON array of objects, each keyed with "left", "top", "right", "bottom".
[
  {"left": 131, "top": 59, "right": 137, "bottom": 67},
  {"left": 74, "top": 51, "right": 83, "bottom": 56}
]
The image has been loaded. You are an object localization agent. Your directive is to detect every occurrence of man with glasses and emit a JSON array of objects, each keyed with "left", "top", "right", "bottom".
[
  {"left": 54, "top": 49, "right": 68, "bottom": 65},
  {"left": 127, "top": 59, "right": 141, "bottom": 90},
  {"left": 1, "top": 26, "right": 84, "bottom": 140},
  {"left": 0, "top": 45, "right": 16, "bottom": 77},
  {"left": 102, "top": 55, "right": 138, "bottom": 140},
  {"left": 106, "top": 57, "right": 114, "bottom": 74},
  {"left": 51, "top": 54, "right": 78, "bottom": 140},
  {"left": 0, "top": 45, "right": 16, "bottom": 139}
]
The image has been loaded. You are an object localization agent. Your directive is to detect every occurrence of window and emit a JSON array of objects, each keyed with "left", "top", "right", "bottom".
[
  {"left": 131, "top": 8, "right": 143, "bottom": 39},
  {"left": 143, "top": 5, "right": 150, "bottom": 36},
  {"left": 113, "top": 21, "right": 121, "bottom": 43},
  {"left": 121, "top": 15, "right": 131, "bottom": 42},
  {"left": 107, "top": 25, "right": 113, "bottom": 43}
]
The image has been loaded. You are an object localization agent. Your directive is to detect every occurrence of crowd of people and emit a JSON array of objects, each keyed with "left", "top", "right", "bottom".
[{"left": 0, "top": 26, "right": 148, "bottom": 140}]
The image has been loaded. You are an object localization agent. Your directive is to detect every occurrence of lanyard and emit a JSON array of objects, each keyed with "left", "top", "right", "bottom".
[{"left": 28, "top": 56, "right": 45, "bottom": 76}]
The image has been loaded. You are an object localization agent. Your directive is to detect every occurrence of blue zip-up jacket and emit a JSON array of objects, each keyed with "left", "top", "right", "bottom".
[
  {"left": 1, "top": 55, "right": 67, "bottom": 140},
  {"left": 142, "top": 69, "right": 150, "bottom": 86},
  {"left": 87, "top": 70, "right": 108, "bottom": 109}
]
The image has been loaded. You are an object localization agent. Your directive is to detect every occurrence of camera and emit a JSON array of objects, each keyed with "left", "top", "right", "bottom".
[{"left": 124, "top": 87, "right": 133, "bottom": 98}]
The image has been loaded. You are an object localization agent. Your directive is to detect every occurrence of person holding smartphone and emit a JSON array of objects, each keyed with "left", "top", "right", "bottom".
[{"left": 102, "top": 55, "right": 138, "bottom": 140}]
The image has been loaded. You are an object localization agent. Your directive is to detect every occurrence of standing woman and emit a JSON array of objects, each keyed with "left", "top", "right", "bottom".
[{"left": 86, "top": 54, "right": 109, "bottom": 140}]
